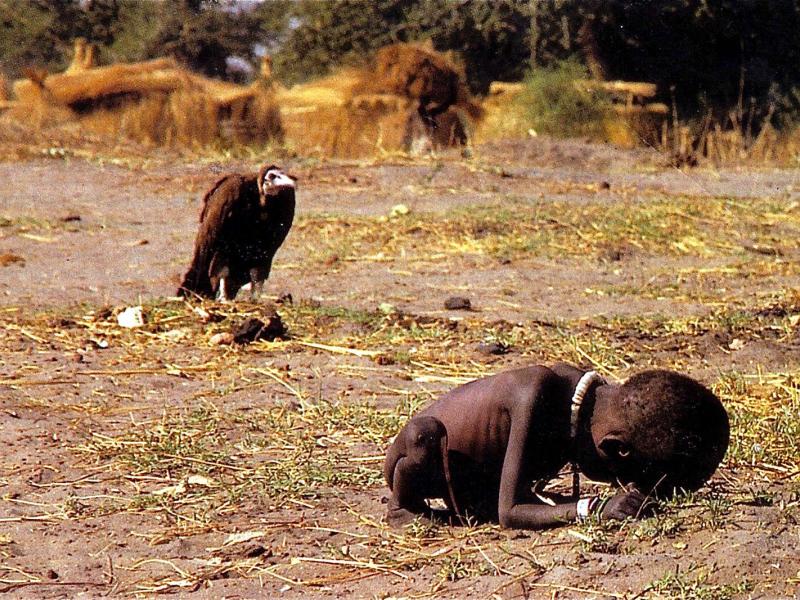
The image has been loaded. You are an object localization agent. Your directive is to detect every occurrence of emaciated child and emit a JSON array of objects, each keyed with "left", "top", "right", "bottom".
[{"left": 384, "top": 363, "right": 729, "bottom": 528}]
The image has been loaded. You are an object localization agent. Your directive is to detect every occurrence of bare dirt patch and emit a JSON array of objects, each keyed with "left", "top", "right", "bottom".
[{"left": 1, "top": 137, "right": 799, "bottom": 598}]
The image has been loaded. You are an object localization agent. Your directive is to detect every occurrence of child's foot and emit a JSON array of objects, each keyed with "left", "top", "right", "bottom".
[{"left": 386, "top": 507, "right": 425, "bottom": 527}]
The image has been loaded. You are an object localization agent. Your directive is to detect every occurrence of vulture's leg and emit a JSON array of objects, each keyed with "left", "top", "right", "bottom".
[
  {"left": 216, "top": 278, "right": 229, "bottom": 303},
  {"left": 223, "top": 272, "right": 246, "bottom": 301},
  {"left": 209, "top": 256, "right": 230, "bottom": 302},
  {"left": 249, "top": 265, "right": 269, "bottom": 301},
  {"left": 210, "top": 257, "right": 244, "bottom": 302},
  {"left": 250, "top": 280, "right": 264, "bottom": 301}
]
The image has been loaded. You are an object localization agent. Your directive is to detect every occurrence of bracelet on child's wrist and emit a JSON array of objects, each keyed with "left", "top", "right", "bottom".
[
  {"left": 576, "top": 496, "right": 600, "bottom": 521},
  {"left": 594, "top": 496, "right": 611, "bottom": 520}
]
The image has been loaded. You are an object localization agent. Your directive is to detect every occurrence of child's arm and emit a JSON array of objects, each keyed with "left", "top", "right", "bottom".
[
  {"left": 495, "top": 376, "right": 570, "bottom": 528},
  {"left": 496, "top": 376, "right": 649, "bottom": 529},
  {"left": 499, "top": 486, "right": 650, "bottom": 529}
]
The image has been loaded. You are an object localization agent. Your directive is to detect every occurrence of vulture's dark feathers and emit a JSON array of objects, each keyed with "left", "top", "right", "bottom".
[{"left": 178, "top": 164, "right": 295, "bottom": 301}]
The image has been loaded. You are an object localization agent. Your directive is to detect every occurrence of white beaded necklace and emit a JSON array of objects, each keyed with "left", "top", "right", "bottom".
[{"left": 570, "top": 370, "right": 604, "bottom": 497}]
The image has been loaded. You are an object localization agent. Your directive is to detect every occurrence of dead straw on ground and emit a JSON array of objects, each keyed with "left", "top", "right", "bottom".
[{"left": 2, "top": 191, "right": 800, "bottom": 595}]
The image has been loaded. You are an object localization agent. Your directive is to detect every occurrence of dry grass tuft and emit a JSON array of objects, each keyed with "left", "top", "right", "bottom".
[
  {"left": 659, "top": 101, "right": 800, "bottom": 167},
  {"left": 2, "top": 174, "right": 799, "bottom": 593},
  {"left": 3, "top": 41, "right": 477, "bottom": 157},
  {"left": 2, "top": 291, "right": 799, "bottom": 592},
  {"left": 290, "top": 195, "right": 800, "bottom": 268}
]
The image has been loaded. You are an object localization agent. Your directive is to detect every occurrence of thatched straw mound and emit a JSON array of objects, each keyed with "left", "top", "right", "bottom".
[
  {"left": 278, "top": 43, "right": 482, "bottom": 157},
  {"left": 276, "top": 69, "right": 361, "bottom": 155},
  {"left": 3, "top": 41, "right": 480, "bottom": 156},
  {"left": 4, "top": 50, "right": 282, "bottom": 148}
]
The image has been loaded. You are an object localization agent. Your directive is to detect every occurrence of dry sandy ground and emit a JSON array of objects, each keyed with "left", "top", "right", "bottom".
[{"left": 1, "top": 137, "right": 799, "bottom": 598}]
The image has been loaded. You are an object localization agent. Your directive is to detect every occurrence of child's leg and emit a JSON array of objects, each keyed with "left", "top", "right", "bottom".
[{"left": 384, "top": 416, "right": 449, "bottom": 526}]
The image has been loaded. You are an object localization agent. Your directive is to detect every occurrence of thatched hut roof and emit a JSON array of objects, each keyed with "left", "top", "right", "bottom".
[{"left": 5, "top": 41, "right": 282, "bottom": 147}]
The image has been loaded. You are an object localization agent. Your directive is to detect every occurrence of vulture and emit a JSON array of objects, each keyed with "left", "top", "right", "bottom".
[{"left": 178, "top": 164, "right": 296, "bottom": 301}]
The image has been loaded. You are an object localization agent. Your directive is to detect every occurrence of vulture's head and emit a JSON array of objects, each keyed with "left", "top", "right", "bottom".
[{"left": 258, "top": 165, "right": 295, "bottom": 207}]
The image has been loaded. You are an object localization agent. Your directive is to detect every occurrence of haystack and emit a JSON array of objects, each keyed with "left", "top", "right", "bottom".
[
  {"left": 278, "top": 43, "right": 482, "bottom": 157},
  {"left": 4, "top": 40, "right": 282, "bottom": 147}
]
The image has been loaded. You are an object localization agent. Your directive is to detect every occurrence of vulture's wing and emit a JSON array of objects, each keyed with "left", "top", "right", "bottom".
[
  {"left": 198, "top": 174, "right": 238, "bottom": 223},
  {"left": 178, "top": 174, "right": 253, "bottom": 298}
]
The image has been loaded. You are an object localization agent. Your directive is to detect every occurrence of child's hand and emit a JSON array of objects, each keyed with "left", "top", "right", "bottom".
[{"left": 599, "top": 488, "right": 650, "bottom": 520}]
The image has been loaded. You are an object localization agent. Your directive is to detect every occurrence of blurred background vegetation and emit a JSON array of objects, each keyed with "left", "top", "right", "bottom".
[{"left": 2, "top": 0, "right": 800, "bottom": 151}]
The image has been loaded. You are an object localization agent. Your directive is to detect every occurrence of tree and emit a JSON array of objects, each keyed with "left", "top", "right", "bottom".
[
  {"left": 556, "top": 0, "right": 800, "bottom": 120},
  {"left": 272, "top": 0, "right": 413, "bottom": 86},
  {"left": 0, "top": 0, "right": 270, "bottom": 81},
  {"left": 105, "top": 1, "right": 161, "bottom": 65},
  {"left": 270, "top": 0, "right": 533, "bottom": 93},
  {"left": 410, "top": 0, "right": 531, "bottom": 93},
  {"left": 0, "top": 0, "right": 80, "bottom": 76},
  {"left": 142, "top": 1, "right": 262, "bottom": 79}
]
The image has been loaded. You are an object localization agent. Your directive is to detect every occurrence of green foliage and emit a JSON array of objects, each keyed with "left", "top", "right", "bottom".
[
  {"left": 251, "top": 0, "right": 294, "bottom": 56},
  {"left": 272, "top": 0, "right": 415, "bottom": 87},
  {"left": 0, "top": 0, "right": 272, "bottom": 81},
  {"left": 528, "top": 0, "right": 583, "bottom": 68},
  {"left": 545, "top": 0, "right": 800, "bottom": 122},
  {"left": 104, "top": 1, "right": 162, "bottom": 65},
  {"left": 273, "top": 0, "right": 531, "bottom": 93},
  {"left": 0, "top": 0, "right": 127, "bottom": 76},
  {"left": 0, "top": 0, "right": 71, "bottom": 76},
  {"left": 404, "top": 0, "right": 531, "bottom": 94},
  {"left": 141, "top": 1, "right": 262, "bottom": 79},
  {"left": 516, "top": 60, "right": 611, "bottom": 139}
]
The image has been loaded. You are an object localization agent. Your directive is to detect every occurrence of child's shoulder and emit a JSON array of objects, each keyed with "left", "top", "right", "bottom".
[{"left": 488, "top": 364, "right": 562, "bottom": 388}]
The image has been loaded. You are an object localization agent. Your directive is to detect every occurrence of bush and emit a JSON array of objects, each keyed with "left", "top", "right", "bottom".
[{"left": 516, "top": 60, "right": 611, "bottom": 139}]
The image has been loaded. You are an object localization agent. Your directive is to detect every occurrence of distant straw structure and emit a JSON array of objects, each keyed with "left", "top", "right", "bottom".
[
  {"left": 4, "top": 40, "right": 282, "bottom": 148},
  {"left": 278, "top": 43, "right": 482, "bottom": 157}
]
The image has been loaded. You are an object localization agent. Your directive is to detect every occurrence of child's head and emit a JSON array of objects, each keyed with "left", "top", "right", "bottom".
[{"left": 596, "top": 370, "right": 729, "bottom": 495}]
